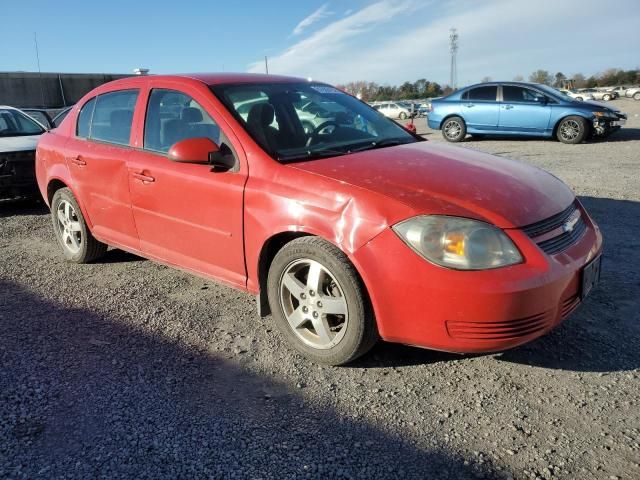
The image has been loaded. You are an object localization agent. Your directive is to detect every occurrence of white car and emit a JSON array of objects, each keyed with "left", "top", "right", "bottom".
[
  {"left": 0, "top": 106, "right": 47, "bottom": 199},
  {"left": 372, "top": 101, "right": 414, "bottom": 119},
  {"left": 576, "top": 88, "right": 615, "bottom": 101},
  {"left": 624, "top": 86, "right": 640, "bottom": 100},
  {"left": 557, "top": 89, "right": 594, "bottom": 101}
]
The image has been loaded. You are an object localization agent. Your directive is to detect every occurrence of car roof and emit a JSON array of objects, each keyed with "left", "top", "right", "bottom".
[
  {"left": 461, "top": 81, "right": 548, "bottom": 89},
  {"left": 103, "top": 72, "right": 308, "bottom": 88}
]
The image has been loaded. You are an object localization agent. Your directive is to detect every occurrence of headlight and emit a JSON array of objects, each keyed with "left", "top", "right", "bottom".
[
  {"left": 393, "top": 216, "right": 523, "bottom": 270},
  {"left": 592, "top": 111, "right": 615, "bottom": 118}
]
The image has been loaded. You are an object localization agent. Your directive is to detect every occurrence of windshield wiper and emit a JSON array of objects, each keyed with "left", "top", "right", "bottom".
[
  {"left": 278, "top": 147, "right": 348, "bottom": 163},
  {"left": 348, "top": 138, "right": 411, "bottom": 153}
]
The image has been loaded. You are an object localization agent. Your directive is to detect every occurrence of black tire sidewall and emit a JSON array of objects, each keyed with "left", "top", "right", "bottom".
[
  {"left": 267, "top": 237, "right": 375, "bottom": 365},
  {"left": 399, "top": 112, "right": 407, "bottom": 120}
]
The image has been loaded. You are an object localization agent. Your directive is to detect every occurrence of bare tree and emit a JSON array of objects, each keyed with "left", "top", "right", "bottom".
[
  {"left": 480, "top": 76, "right": 492, "bottom": 83},
  {"left": 529, "top": 70, "right": 552, "bottom": 85},
  {"left": 513, "top": 74, "right": 524, "bottom": 81}
]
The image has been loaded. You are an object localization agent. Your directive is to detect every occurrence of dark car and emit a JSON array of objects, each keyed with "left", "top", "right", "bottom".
[
  {"left": 428, "top": 82, "right": 627, "bottom": 144},
  {"left": 0, "top": 106, "right": 46, "bottom": 199}
]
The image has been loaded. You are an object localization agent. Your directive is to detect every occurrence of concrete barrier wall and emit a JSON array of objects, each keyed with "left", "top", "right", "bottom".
[{"left": 0, "top": 72, "right": 131, "bottom": 108}]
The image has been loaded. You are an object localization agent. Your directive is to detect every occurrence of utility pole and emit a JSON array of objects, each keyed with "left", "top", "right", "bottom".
[
  {"left": 264, "top": 56, "right": 269, "bottom": 74},
  {"left": 449, "top": 28, "right": 458, "bottom": 90},
  {"left": 34, "top": 32, "right": 45, "bottom": 107}
]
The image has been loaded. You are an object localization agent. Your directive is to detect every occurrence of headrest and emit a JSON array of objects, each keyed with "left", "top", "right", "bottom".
[
  {"left": 110, "top": 109, "right": 133, "bottom": 126},
  {"left": 181, "top": 107, "right": 203, "bottom": 123},
  {"left": 247, "top": 103, "right": 275, "bottom": 127}
]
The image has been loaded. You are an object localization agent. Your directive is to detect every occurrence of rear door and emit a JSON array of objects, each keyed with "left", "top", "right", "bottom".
[
  {"left": 460, "top": 85, "right": 499, "bottom": 130},
  {"left": 65, "top": 90, "right": 140, "bottom": 249},
  {"left": 127, "top": 85, "right": 248, "bottom": 287},
  {"left": 498, "top": 85, "right": 552, "bottom": 132}
]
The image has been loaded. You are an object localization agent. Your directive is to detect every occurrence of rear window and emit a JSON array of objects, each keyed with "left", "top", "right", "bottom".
[
  {"left": 464, "top": 86, "right": 497, "bottom": 101},
  {"left": 89, "top": 90, "right": 139, "bottom": 145}
]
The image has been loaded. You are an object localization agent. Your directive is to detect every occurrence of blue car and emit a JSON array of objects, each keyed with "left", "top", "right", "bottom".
[{"left": 427, "top": 82, "right": 627, "bottom": 144}]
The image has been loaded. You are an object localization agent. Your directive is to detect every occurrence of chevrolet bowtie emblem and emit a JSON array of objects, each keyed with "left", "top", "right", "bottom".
[{"left": 563, "top": 210, "right": 581, "bottom": 233}]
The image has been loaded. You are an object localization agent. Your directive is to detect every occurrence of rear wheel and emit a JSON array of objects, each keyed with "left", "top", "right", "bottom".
[
  {"left": 634, "top": 92, "right": 640, "bottom": 101},
  {"left": 556, "top": 116, "right": 588, "bottom": 144},
  {"left": 603, "top": 94, "right": 611, "bottom": 101},
  {"left": 575, "top": 96, "right": 583, "bottom": 101},
  {"left": 267, "top": 237, "right": 378, "bottom": 365},
  {"left": 51, "top": 188, "right": 107, "bottom": 263},
  {"left": 442, "top": 116, "right": 466, "bottom": 142}
]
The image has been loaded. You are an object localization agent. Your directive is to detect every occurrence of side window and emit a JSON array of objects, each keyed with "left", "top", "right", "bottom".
[
  {"left": 467, "top": 86, "right": 497, "bottom": 101},
  {"left": 144, "top": 89, "right": 221, "bottom": 153},
  {"left": 76, "top": 97, "right": 96, "bottom": 138},
  {"left": 90, "top": 90, "right": 139, "bottom": 145}
]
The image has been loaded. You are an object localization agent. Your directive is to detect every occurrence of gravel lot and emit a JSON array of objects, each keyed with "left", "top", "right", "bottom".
[{"left": 1, "top": 98, "right": 639, "bottom": 479}]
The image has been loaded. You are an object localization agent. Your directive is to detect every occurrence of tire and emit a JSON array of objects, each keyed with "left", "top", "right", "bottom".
[
  {"left": 575, "top": 97, "right": 583, "bottom": 101},
  {"left": 603, "top": 94, "right": 611, "bottom": 101},
  {"left": 556, "top": 116, "right": 589, "bottom": 144},
  {"left": 441, "top": 116, "right": 466, "bottom": 142},
  {"left": 634, "top": 92, "right": 640, "bottom": 101},
  {"left": 399, "top": 112, "right": 407, "bottom": 120},
  {"left": 51, "top": 188, "right": 107, "bottom": 263},
  {"left": 267, "top": 236, "right": 378, "bottom": 365}
]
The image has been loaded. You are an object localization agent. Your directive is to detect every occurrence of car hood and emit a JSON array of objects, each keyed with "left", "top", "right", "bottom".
[
  {"left": 290, "top": 142, "right": 575, "bottom": 229},
  {"left": 0, "top": 135, "right": 41, "bottom": 153}
]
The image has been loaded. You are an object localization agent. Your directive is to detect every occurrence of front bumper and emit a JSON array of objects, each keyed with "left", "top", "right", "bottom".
[
  {"left": 352, "top": 205, "right": 603, "bottom": 353},
  {"left": 0, "top": 150, "right": 38, "bottom": 198}
]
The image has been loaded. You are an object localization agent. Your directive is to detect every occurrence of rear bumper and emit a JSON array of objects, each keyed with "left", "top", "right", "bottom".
[
  {"left": 0, "top": 150, "right": 37, "bottom": 198},
  {"left": 352, "top": 208, "right": 603, "bottom": 353}
]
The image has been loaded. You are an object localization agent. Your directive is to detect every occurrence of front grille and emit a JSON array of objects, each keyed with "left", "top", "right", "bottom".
[
  {"left": 521, "top": 202, "right": 587, "bottom": 255},
  {"left": 521, "top": 203, "right": 577, "bottom": 237},
  {"left": 0, "top": 150, "right": 35, "bottom": 176},
  {"left": 536, "top": 218, "right": 587, "bottom": 254},
  {"left": 446, "top": 312, "right": 549, "bottom": 341}
]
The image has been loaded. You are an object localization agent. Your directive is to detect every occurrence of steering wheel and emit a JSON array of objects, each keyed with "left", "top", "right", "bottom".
[{"left": 306, "top": 120, "right": 340, "bottom": 146}]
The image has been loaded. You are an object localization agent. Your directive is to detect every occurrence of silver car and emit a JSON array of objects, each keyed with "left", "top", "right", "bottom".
[{"left": 576, "top": 88, "right": 615, "bottom": 101}]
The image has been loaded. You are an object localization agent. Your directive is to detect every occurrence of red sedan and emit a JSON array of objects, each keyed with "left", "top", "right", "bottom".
[{"left": 35, "top": 74, "right": 603, "bottom": 365}]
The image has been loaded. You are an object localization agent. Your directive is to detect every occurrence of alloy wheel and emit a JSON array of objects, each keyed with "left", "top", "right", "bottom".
[
  {"left": 279, "top": 258, "right": 348, "bottom": 350},
  {"left": 559, "top": 120, "right": 580, "bottom": 141},
  {"left": 444, "top": 120, "right": 462, "bottom": 140},
  {"left": 55, "top": 200, "right": 82, "bottom": 254}
]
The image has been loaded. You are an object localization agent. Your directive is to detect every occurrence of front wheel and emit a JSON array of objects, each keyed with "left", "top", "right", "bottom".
[
  {"left": 603, "top": 94, "right": 611, "bottom": 101},
  {"left": 556, "top": 116, "right": 588, "bottom": 144},
  {"left": 442, "top": 116, "right": 466, "bottom": 142},
  {"left": 575, "top": 97, "right": 583, "bottom": 101},
  {"left": 267, "top": 237, "right": 378, "bottom": 365},
  {"left": 399, "top": 112, "right": 407, "bottom": 120},
  {"left": 51, "top": 188, "right": 107, "bottom": 263}
]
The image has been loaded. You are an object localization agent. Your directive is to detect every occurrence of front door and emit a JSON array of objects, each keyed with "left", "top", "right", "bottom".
[
  {"left": 65, "top": 90, "right": 140, "bottom": 249},
  {"left": 498, "top": 85, "right": 552, "bottom": 132},
  {"left": 127, "top": 88, "right": 247, "bottom": 287}
]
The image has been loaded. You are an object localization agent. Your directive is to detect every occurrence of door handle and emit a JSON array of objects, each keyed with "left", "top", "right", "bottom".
[
  {"left": 464, "top": 103, "right": 475, "bottom": 108},
  {"left": 503, "top": 104, "right": 514, "bottom": 110},
  {"left": 132, "top": 171, "right": 155, "bottom": 183},
  {"left": 70, "top": 155, "right": 86, "bottom": 166}
]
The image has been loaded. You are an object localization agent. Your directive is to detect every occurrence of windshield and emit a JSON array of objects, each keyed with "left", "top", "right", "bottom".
[
  {"left": 0, "top": 108, "right": 46, "bottom": 137},
  {"left": 534, "top": 84, "right": 566, "bottom": 101},
  {"left": 211, "top": 82, "right": 419, "bottom": 162}
]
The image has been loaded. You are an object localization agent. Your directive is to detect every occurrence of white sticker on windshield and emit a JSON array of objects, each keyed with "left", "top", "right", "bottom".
[{"left": 310, "top": 85, "right": 344, "bottom": 95}]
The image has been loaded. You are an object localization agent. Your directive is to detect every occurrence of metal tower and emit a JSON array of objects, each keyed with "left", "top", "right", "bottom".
[{"left": 449, "top": 28, "right": 458, "bottom": 89}]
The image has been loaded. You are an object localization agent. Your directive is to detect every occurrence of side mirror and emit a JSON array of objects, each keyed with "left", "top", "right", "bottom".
[{"left": 168, "top": 137, "right": 218, "bottom": 164}]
